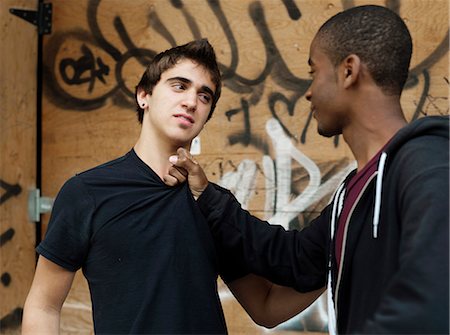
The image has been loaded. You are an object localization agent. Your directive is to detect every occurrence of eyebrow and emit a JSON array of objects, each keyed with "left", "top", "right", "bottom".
[{"left": 166, "top": 76, "right": 215, "bottom": 98}]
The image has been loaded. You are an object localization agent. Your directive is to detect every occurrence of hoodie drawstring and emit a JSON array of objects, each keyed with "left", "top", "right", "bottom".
[
  {"left": 373, "top": 152, "right": 387, "bottom": 238},
  {"left": 327, "top": 152, "right": 387, "bottom": 333},
  {"left": 327, "top": 182, "right": 346, "bottom": 335}
]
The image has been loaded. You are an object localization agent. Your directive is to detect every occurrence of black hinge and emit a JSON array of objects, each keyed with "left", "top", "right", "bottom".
[{"left": 9, "top": 2, "right": 52, "bottom": 35}]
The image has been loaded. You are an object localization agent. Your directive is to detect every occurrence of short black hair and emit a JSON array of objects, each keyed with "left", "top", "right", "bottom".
[
  {"left": 316, "top": 5, "right": 412, "bottom": 96},
  {"left": 135, "top": 39, "right": 221, "bottom": 123}
]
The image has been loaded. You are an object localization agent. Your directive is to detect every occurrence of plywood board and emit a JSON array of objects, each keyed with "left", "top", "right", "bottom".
[
  {"left": 40, "top": 0, "right": 448, "bottom": 333},
  {"left": 0, "top": 0, "right": 38, "bottom": 333}
]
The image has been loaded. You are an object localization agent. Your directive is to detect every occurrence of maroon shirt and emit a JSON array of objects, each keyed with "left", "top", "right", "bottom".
[{"left": 335, "top": 150, "right": 382, "bottom": 269}]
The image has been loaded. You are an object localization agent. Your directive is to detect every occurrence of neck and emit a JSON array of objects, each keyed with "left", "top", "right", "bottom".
[
  {"left": 134, "top": 123, "right": 189, "bottom": 179},
  {"left": 342, "top": 96, "right": 407, "bottom": 171}
]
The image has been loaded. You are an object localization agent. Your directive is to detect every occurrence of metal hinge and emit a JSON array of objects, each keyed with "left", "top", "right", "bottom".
[
  {"left": 28, "top": 189, "right": 54, "bottom": 222},
  {"left": 9, "top": 2, "right": 52, "bottom": 35}
]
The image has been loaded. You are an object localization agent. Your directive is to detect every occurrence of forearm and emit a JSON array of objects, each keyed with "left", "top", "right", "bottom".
[
  {"left": 262, "top": 285, "right": 325, "bottom": 327},
  {"left": 22, "top": 256, "right": 75, "bottom": 335},
  {"left": 22, "top": 300, "right": 61, "bottom": 334},
  {"left": 228, "top": 274, "right": 324, "bottom": 328}
]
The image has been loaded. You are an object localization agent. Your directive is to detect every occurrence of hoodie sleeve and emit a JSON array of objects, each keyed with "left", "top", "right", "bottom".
[
  {"left": 364, "top": 134, "right": 449, "bottom": 333},
  {"left": 197, "top": 183, "right": 329, "bottom": 292}
]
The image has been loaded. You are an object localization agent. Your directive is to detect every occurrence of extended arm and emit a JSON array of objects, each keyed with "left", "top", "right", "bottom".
[
  {"left": 22, "top": 256, "right": 76, "bottom": 334},
  {"left": 166, "top": 148, "right": 328, "bottom": 291},
  {"left": 200, "top": 182, "right": 329, "bottom": 292}
]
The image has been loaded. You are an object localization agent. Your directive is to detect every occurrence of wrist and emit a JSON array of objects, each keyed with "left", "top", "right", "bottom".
[{"left": 192, "top": 182, "right": 208, "bottom": 200}]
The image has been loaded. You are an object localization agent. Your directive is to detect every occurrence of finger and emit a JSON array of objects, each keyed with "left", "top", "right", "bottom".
[
  {"left": 163, "top": 174, "right": 180, "bottom": 186},
  {"left": 168, "top": 166, "right": 187, "bottom": 183},
  {"left": 172, "top": 165, "right": 188, "bottom": 177},
  {"left": 178, "top": 147, "right": 198, "bottom": 165},
  {"left": 169, "top": 149, "right": 199, "bottom": 172}
]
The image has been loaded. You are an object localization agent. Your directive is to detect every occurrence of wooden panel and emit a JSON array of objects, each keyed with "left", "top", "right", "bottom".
[
  {"left": 40, "top": 0, "right": 448, "bottom": 333},
  {"left": 0, "top": 0, "right": 37, "bottom": 333}
]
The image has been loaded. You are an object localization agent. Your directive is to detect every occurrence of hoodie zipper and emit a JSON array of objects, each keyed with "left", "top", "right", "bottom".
[
  {"left": 327, "top": 182, "right": 346, "bottom": 335},
  {"left": 334, "top": 172, "right": 378, "bottom": 320}
]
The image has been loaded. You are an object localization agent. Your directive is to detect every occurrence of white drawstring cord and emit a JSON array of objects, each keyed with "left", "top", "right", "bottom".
[
  {"left": 373, "top": 152, "right": 387, "bottom": 238},
  {"left": 327, "top": 183, "right": 345, "bottom": 335}
]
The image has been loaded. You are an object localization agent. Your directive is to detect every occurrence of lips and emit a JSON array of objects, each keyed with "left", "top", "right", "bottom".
[{"left": 173, "top": 113, "right": 194, "bottom": 124}]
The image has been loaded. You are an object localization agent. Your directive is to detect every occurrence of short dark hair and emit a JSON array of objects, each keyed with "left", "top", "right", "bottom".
[
  {"left": 316, "top": 5, "right": 412, "bottom": 96},
  {"left": 135, "top": 39, "right": 221, "bottom": 123}
]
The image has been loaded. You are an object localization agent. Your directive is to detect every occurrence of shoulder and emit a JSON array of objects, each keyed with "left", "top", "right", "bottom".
[
  {"left": 58, "top": 175, "right": 88, "bottom": 198},
  {"left": 387, "top": 116, "right": 448, "bottom": 172},
  {"left": 76, "top": 152, "right": 132, "bottom": 179},
  {"left": 390, "top": 134, "right": 448, "bottom": 175},
  {"left": 53, "top": 175, "right": 96, "bottom": 213},
  {"left": 386, "top": 133, "right": 448, "bottom": 202},
  {"left": 62, "top": 153, "right": 132, "bottom": 204}
]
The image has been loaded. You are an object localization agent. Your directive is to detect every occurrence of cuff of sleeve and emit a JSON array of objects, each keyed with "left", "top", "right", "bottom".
[
  {"left": 197, "top": 182, "right": 228, "bottom": 215},
  {"left": 220, "top": 266, "right": 250, "bottom": 284},
  {"left": 36, "top": 244, "right": 80, "bottom": 272}
]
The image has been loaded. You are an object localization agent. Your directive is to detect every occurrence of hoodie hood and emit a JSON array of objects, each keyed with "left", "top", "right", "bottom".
[
  {"left": 372, "top": 115, "right": 449, "bottom": 238},
  {"left": 384, "top": 115, "right": 449, "bottom": 155}
]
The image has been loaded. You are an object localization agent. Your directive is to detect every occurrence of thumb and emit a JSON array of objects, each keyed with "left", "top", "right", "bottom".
[
  {"left": 169, "top": 147, "right": 208, "bottom": 200},
  {"left": 169, "top": 148, "right": 198, "bottom": 172}
]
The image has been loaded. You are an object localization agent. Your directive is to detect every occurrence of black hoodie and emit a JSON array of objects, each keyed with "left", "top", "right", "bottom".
[{"left": 199, "top": 116, "right": 449, "bottom": 334}]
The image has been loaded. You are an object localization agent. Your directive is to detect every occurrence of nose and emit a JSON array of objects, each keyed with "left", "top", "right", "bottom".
[{"left": 182, "top": 90, "right": 197, "bottom": 112}]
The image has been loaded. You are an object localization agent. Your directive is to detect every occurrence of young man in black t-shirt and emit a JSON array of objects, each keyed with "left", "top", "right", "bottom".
[{"left": 22, "top": 39, "right": 322, "bottom": 334}]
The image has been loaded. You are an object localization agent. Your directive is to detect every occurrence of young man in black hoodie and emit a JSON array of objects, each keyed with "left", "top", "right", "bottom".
[{"left": 165, "top": 6, "right": 449, "bottom": 334}]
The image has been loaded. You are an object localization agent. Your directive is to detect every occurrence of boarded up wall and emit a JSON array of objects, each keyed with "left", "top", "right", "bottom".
[
  {"left": 0, "top": 0, "right": 37, "bottom": 333},
  {"left": 37, "top": 0, "right": 448, "bottom": 334}
]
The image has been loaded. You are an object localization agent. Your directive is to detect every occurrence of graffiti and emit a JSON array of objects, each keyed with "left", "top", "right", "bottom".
[
  {"left": 420, "top": 94, "right": 449, "bottom": 116},
  {"left": 226, "top": 98, "right": 270, "bottom": 153},
  {"left": 218, "top": 118, "right": 356, "bottom": 230},
  {"left": 1, "top": 228, "right": 15, "bottom": 296},
  {"left": 219, "top": 159, "right": 258, "bottom": 210},
  {"left": 1, "top": 273, "right": 11, "bottom": 287},
  {"left": 406, "top": 30, "right": 450, "bottom": 88},
  {"left": 59, "top": 44, "right": 110, "bottom": 92},
  {"left": 43, "top": 0, "right": 448, "bottom": 149},
  {"left": 0, "top": 178, "right": 21, "bottom": 328},
  {"left": 265, "top": 119, "right": 354, "bottom": 229},
  {"left": 0, "top": 308, "right": 23, "bottom": 331},
  {"left": 0, "top": 179, "right": 22, "bottom": 205},
  {"left": 0, "top": 228, "right": 15, "bottom": 247},
  {"left": 281, "top": 0, "right": 302, "bottom": 20}
]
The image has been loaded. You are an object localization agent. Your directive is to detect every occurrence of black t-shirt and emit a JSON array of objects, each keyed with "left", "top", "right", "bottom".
[{"left": 37, "top": 150, "right": 238, "bottom": 334}]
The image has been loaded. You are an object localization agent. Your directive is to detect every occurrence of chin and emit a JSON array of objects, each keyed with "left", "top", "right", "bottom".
[
  {"left": 169, "top": 135, "right": 193, "bottom": 147},
  {"left": 317, "top": 126, "right": 342, "bottom": 138},
  {"left": 171, "top": 139, "right": 191, "bottom": 148}
]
